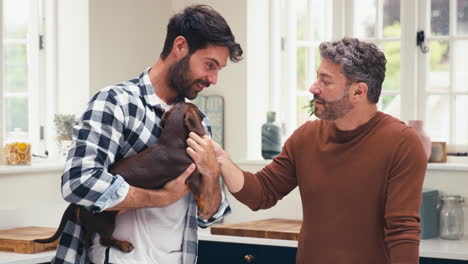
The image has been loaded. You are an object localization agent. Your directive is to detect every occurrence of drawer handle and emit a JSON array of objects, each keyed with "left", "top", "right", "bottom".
[{"left": 244, "top": 254, "right": 255, "bottom": 263}]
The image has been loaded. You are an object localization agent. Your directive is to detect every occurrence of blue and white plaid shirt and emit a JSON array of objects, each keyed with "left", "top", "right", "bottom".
[{"left": 52, "top": 68, "right": 231, "bottom": 264}]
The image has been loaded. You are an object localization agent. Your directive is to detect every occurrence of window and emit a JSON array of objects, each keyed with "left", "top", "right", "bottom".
[
  {"left": 348, "top": 0, "right": 401, "bottom": 119},
  {"left": 278, "top": 0, "right": 468, "bottom": 147},
  {"left": 422, "top": 0, "right": 468, "bottom": 144},
  {"left": 1, "top": 0, "right": 44, "bottom": 154},
  {"left": 278, "top": 0, "right": 332, "bottom": 137}
]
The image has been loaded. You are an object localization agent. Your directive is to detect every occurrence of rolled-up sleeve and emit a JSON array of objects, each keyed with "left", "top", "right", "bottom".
[
  {"left": 197, "top": 190, "right": 231, "bottom": 227},
  {"left": 61, "top": 90, "right": 129, "bottom": 213},
  {"left": 195, "top": 112, "right": 232, "bottom": 227}
]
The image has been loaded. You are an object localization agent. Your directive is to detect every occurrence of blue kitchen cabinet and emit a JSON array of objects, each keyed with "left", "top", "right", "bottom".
[
  {"left": 198, "top": 241, "right": 468, "bottom": 264},
  {"left": 420, "top": 258, "right": 468, "bottom": 264},
  {"left": 197, "top": 241, "right": 296, "bottom": 264}
]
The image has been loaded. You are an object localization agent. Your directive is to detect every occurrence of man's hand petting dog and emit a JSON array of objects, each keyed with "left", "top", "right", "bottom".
[
  {"left": 186, "top": 132, "right": 220, "bottom": 179},
  {"left": 186, "top": 132, "right": 222, "bottom": 219}
]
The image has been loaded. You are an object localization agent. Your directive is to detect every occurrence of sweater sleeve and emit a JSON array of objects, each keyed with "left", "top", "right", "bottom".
[
  {"left": 232, "top": 133, "right": 298, "bottom": 211},
  {"left": 384, "top": 127, "right": 427, "bottom": 264}
]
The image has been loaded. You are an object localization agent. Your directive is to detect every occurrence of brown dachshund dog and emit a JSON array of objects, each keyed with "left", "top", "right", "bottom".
[{"left": 35, "top": 102, "right": 210, "bottom": 252}]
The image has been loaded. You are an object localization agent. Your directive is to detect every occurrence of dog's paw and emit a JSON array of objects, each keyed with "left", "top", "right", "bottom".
[
  {"left": 122, "top": 242, "right": 135, "bottom": 253},
  {"left": 118, "top": 241, "right": 135, "bottom": 253}
]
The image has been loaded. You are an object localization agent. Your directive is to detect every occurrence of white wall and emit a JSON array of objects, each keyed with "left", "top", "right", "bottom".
[
  {"left": 0, "top": 168, "right": 67, "bottom": 230},
  {"left": 246, "top": 0, "right": 270, "bottom": 160},
  {"left": 56, "top": 0, "right": 89, "bottom": 116},
  {"left": 88, "top": 0, "right": 171, "bottom": 96},
  {"left": 56, "top": 0, "right": 172, "bottom": 114}
]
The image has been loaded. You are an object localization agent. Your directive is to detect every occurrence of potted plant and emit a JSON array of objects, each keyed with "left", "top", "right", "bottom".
[{"left": 54, "top": 114, "right": 78, "bottom": 156}]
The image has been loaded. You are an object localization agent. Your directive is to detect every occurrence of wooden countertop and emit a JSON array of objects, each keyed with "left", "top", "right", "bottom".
[{"left": 211, "top": 218, "right": 301, "bottom": 241}]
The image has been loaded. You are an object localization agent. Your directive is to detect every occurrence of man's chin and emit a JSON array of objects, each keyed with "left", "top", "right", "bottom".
[{"left": 185, "top": 92, "right": 198, "bottom": 100}]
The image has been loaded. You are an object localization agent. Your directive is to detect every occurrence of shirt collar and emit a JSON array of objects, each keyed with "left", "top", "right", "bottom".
[{"left": 139, "top": 67, "right": 185, "bottom": 110}]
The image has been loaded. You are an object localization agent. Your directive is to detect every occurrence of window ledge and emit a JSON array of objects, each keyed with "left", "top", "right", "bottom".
[{"left": 0, "top": 159, "right": 65, "bottom": 175}]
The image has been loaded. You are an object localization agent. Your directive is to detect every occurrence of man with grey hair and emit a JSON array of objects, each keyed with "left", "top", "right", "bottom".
[{"left": 189, "top": 37, "right": 427, "bottom": 263}]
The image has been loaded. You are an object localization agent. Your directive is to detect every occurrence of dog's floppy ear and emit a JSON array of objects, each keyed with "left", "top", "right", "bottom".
[
  {"left": 160, "top": 107, "right": 174, "bottom": 129},
  {"left": 184, "top": 105, "right": 206, "bottom": 136}
]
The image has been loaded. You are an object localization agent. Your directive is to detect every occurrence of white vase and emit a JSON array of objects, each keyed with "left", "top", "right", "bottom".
[
  {"left": 57, "top": 139, "right": 73, "bottom": 157},
  {"left": 408, "top": 120, "right": 431, "bottom": 160}
]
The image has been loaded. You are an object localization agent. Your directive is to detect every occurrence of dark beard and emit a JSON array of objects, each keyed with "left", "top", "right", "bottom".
[
  {"left": 167, "top": 54, "right": 210, "bottom": 100},
  {"left": 168, "top": 55, "right": 192, "bottom": 97},
  {"left": 314, "top": 86, "right": 354, "bottom": 120}
]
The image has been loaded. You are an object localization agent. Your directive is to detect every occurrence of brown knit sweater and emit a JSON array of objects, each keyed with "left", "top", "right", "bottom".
[{"left": 233, "top": 112, "right": 427, "bottom": 264}]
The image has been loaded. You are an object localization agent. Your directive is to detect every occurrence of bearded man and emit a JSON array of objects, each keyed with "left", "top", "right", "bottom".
[
  {"left": 188, "top": 37, "right": 427, "bottom": 264},
  {"left": 53, "top": 5, "right": 242, "bottom": 264}
]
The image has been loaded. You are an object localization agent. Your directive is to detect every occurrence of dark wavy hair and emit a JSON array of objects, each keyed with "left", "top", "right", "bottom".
[
  {"left": 160, "top": 5, "right": 243, "bottom": 62},
  {"left": 319, "top": 37, "right": 387, "bottom": 104}
]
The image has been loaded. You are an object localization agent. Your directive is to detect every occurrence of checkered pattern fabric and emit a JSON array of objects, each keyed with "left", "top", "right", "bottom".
[{"left": 51, "top": 68, "right": 231, "bottom": 264}]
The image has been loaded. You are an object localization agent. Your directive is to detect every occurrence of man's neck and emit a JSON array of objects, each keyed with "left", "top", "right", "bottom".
[
  {"left": 333, "top": 104, "right": 378, "bottom": 131},
  {"left": 148, "top": 59, "right": 179, "bottom": 105}
]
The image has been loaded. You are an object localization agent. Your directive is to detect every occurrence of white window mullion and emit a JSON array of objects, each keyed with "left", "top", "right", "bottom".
[
  {"left": 332, "top": 0, "right": 347, "bottom": 39},
  {"left": 269, "top": 0, "right": 281, "bottom": 113},
  {"left": 377, "top": 0, "right": 383, "bottom": 39},
  {"left": 283, "top": 0, "right": 297, "bottom": 138},
  {"left": 305, "top": 0, "right": 314, "bottom": 92},
  {"left": 449, "top": 0, "right": 457, "bottom": 143},
  {"left": 345, "top": 0, "right": 355, "bottom": 36},
  {"left": 28, "top": 0, "right": 40, "bottom": 149},
  {"left": 38, "top": 0, "right": 46, "bottom": 150},
  {"left": 0, "top": 0, "right": 4, "bottom": 160},
  {"left": 417, "top": 0, "right": 430, "bottom": 122},
  {"left": 4, "top": 39, "right": 28, "bottom": 45},
  {"left": 400, "top": 0, "right": 419, "bottom": 122},
  {"left": 4, "top": 92, "right": 29, "bottom": 97}
]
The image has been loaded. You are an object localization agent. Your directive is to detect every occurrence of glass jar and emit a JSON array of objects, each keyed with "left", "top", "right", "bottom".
[
  {"left": 439, "top": 195, "right": 465, "bottom": 240},
  {"left": 2, "top": 128, "right": 31, "bottom": 165}
]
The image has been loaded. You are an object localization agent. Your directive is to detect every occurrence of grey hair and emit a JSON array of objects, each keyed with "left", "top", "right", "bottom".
[{"left": 319, "top": 37, "right": 387, "bottom": 104}]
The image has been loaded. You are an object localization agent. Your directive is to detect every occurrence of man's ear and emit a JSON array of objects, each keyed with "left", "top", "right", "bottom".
[
  {"left": 350, "top": 82, "right": 368, "bottom": 102},
  {"left": 172, "top": 36, "right": 189, "bottom": 59}
]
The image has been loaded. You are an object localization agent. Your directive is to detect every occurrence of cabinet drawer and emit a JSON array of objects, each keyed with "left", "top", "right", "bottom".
[
  {"left": 419, "top": 258, "right": 468, "bottom": 264},
  {"left": 198, "top": 241, "right": 297, "bottom": 264}
]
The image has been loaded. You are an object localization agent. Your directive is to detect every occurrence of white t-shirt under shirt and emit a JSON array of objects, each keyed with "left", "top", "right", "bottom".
[{"left": 88, "top": 194, "right": 190, "bottom": 264}]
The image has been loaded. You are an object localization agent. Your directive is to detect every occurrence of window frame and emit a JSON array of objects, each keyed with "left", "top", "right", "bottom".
[
  {"left": 277, "top": 0, "right": 468, "bottom": 148},
  {"left": 418, "top": 0, "right": 468, "bottom": 144},
  {"left": 1, "top": 0, "right": 45, "bottom": 158}
]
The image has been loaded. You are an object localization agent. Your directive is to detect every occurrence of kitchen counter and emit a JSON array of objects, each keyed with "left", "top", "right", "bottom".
[
  {"left": 200, "top": 229, "right": 468, "bottom": 260},
  {"left": 200, "top": 219, "right": 468, "bottom": 261},
  {"left": 1, "top": 225, "right": 467, "bottom": 263},
  {"left": 420, "top": 237, "right": 468, "bottom": 260}
]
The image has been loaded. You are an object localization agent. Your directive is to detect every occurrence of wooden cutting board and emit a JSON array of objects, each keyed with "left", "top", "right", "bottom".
[
  {"left": 0, "top": 226, "right": 58, "bottom": 254},
  {"left": 211, "top": 218, "right": 302, "bottom": 241}
]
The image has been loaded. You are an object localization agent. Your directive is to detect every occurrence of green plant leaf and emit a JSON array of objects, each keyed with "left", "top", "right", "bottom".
[{"left": 303, "top": 99, "right": 315, "bottom": 117}]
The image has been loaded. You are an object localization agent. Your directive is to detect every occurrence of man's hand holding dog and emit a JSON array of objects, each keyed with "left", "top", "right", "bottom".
[
  {"left": 108, "top": 164, "right": 194, "bottom": 210},
  {"left": 186, "top": 132, "right": 222, "bottom": 219}
]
